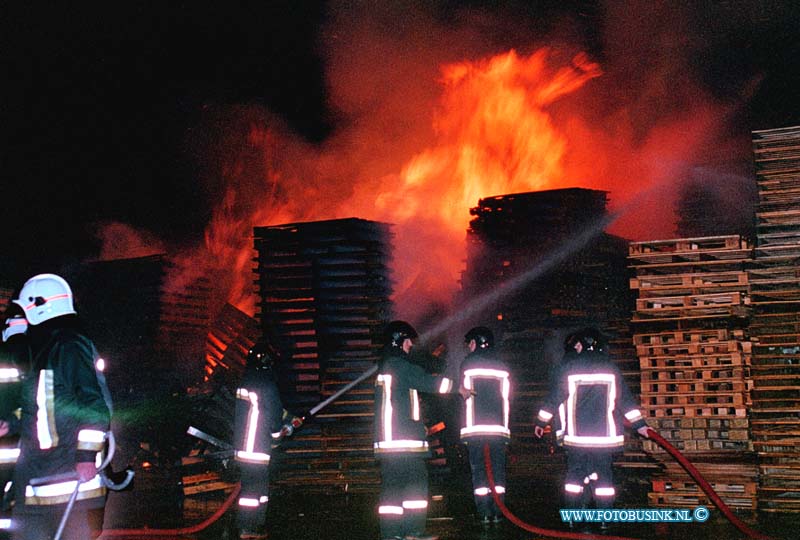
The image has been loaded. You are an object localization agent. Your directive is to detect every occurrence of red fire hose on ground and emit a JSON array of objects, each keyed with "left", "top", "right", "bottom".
[
  {"left": 483, "top": 428, "right": 774, "bottom": 540},
  {"left": 98, "top": 483, "right": 240, "bottom": 539},
  {"left": 644, "top": 429, "right": 772, "bottom": 540},
  {"left": 481, "top": 443, "right": 637, "bottom": 540},
  {"left": 98, "top": 369, "right": 378, "bottom": 538}
]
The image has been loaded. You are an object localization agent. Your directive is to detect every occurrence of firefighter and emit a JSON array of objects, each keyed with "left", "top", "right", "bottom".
[
  {"left": 0, "top": 309, "right": 28, "bottom": 531},
  {"left": 534, "top": 328, "right": 649, "bottom": 529},
  {"left": 233, "top": 339, "right": 299, "bottom": 540},
  {"left": 459, "top": 326, "right": 510, "bottom": 526},
  {"left": 0, "top": 273, "right": 112, "bottom": 540},
  {"left": 374, "top": 320, "right": 464, "bottom": 540}
]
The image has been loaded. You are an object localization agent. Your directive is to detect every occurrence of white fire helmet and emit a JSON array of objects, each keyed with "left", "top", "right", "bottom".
[
  {"left": 13, "top": 273, "right": 77, "bottom": 326},
  {"left": 2, "top": 316, "right": 27, "bottom": 342}
]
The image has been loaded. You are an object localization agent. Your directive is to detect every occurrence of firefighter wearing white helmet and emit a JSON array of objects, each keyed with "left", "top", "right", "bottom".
[
  {"left": 0, "top": 273, "right": 111, "bottom": 540},
  {"left": 12, "top": 273, "right": 76, "bottom": 326}
]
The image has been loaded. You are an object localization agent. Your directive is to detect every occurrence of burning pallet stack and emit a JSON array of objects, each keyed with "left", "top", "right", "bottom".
[
  {"left": 748, "top": 125, "right": 800, "bottom": 513},
  {"left": 178, "top": 303, "right": 262, "bottom": 477},
  {"left": 253, "top": 218, "right": 393, "bottom": 492},
  {"left": 460, "top": 188, "right": 639, "bottom": 481},
  {"left": 204, "top": 302, "right": 261, "bottom": 384},
  {"left": 628, "top": 236, "right": 758, "bottom": 511}
]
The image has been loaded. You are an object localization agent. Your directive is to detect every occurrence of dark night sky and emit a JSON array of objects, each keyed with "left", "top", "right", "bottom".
[
  {"left": 2, "top": 1, "right": 800, "bottom": 285},
  {"left": 2, "top": 2, "right": 330, "bottom": 278}
]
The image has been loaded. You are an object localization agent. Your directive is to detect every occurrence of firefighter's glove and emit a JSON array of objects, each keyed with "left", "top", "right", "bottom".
[
  {"left": 76, "top": 462, "right": 98, "bottom": 482},
  {"left": 637, "top": 425, "right": 651, "bottom": 439},
  {"left": 458, "top": 387, "right": 475, "bottom": 401},
  {"left": 534, "top": 425, "right": 545, "bottom": 439}
]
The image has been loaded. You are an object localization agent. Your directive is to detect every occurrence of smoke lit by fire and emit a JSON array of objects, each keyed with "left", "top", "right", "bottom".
[
  {"left": 195, "top": 47, "right": 610, "bottom": 318},
  {"left": 102, "top": 3, "right": 752, "bottom": 323}
]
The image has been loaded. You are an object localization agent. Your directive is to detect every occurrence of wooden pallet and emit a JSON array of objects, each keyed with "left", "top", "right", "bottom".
[
  {"left": 649, "top": 426, "right": 751, "bottom": 442},
  {"left": 631, "top": 271, "right": 748, "bottom": 295},
  {"left": 636, "top": 339, "right": 748, "bottom": 357},
  {"left": 633, "top": 328, "right": 744, "bottom": 346},
  {"left": 648, "top": 490, "right": 757, "bottom": 510},
  {"left": 642, "top": 391, "right": 749, "bottom": 408},
  {"left": 641, "top": 379, "right": 750, "bottom": 396},
  {"left": 641, "top": 364, "right": 750, "bottom": 381},
  {"left": 756, "top": 209, "right": 800, "bottom": 227},
  {"left": 652, "top": 479, "right": 757, "bottom": 495},
  {"left": 650, "top": 417, "right": 750, "bottom": 430},
  {"left": 636, "top": 291, "right": 748, "bottom": 312},
  {"left": 181, "top": 472, "right": 236, "bottom": 496},
  {"left": 644, "top": 438, "right": 752, "bottom": 453},
  {"left": 639, "top": 352, "right": 751, "bottom": 371},
  {"left": 643, "top": 405, "right": 748, "bottom": 419},
  {"left": 629, "top": 236, "right": 748, "bottom": 256}
]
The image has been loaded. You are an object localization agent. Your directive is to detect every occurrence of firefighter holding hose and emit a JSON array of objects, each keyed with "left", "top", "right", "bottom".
[
  {"left": 373, "top": 320, "right": 468, "bottom": 540},
  {"left": 534, "top": 327, "right": 649, "bottom": 532},
  {"left": 232, "top": 339, "right": 300, "bottom": 540},
  {"left": 0, "top": 274, "right": 112, "bottom": 540}
]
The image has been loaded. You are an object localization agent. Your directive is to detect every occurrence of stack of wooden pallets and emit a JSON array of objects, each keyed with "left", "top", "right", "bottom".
[
  {"left": 628, "top": 236, "right": 758, "bottom": 510},
  {"left": 253, "top": 218, "right": 393, "bottom": 493},
  {"left": 748, "top": 125, "right": 800, "bottom": 513}
]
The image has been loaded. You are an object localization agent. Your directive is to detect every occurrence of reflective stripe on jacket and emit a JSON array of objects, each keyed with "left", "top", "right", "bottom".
[
  {"left": 233, "top": 368, "right": 284, "bottom": 465},
  {"left": 459, "top": 350, "right": 511, "bottom": 441},
  {"left": 373, "top": 349, "right": 454, "bottom": 456},
  {"left": 16, "top": 328, "right": 111, "bottom": 507},
  {"left": 535, "top": 350, "right": 645, "bottom": 449}
]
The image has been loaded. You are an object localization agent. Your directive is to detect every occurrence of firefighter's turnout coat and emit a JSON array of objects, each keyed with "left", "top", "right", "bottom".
[
  {"left": 233, "top": 368, "right": 284, "bottom": 467},
  {"left": 233, "top": 364, "right": 287, "bottom": 526},
  {"left": 14, "top": 328, "right": 111, "bottom": 508},
  {"left": 459, "top": 348, "right": 510, "bottom": 443},
  {"left": 535, "top": 349, "right": 645, "bottom": 449},
  {"left": 373, "top": 348, "right": 454, "bottom": 457},
  {"left": 458, "top": 347, "right": 511, "bottom": 519},
  {"left": 373, "top": 346, "right": 455, "bottom": 538}
]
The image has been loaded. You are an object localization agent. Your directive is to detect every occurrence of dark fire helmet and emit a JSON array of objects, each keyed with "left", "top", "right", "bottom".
[
  {"left": 464, "top": 326, "right": 494, "bottom": 349},
  {"left": 384, "top": 320, "right": 418, "bottom": 348}
]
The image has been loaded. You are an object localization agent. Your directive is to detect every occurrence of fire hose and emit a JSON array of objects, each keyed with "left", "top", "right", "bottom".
[
  {"left": 99, "top": 367, "right": 379, "bottom": 538},
  {"left": 28, "top": 431, "right": 134, "bottom": 540},
  {"left": 98, "top": 366, "right": 773, "bottom": 540},
  {"left": 98, "top": 483, "right": 241, "bottom": 538},
  {"left": 482, "top": 428, "right": 774, "bottom": 540}
]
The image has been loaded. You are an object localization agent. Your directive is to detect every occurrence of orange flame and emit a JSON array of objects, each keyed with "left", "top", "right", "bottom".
[
  {"left": 355, "top": 49, "right": 602, "bottom": 314},
  {"left": 203, "top": 45, "right": 727, "bottom": 320}
]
